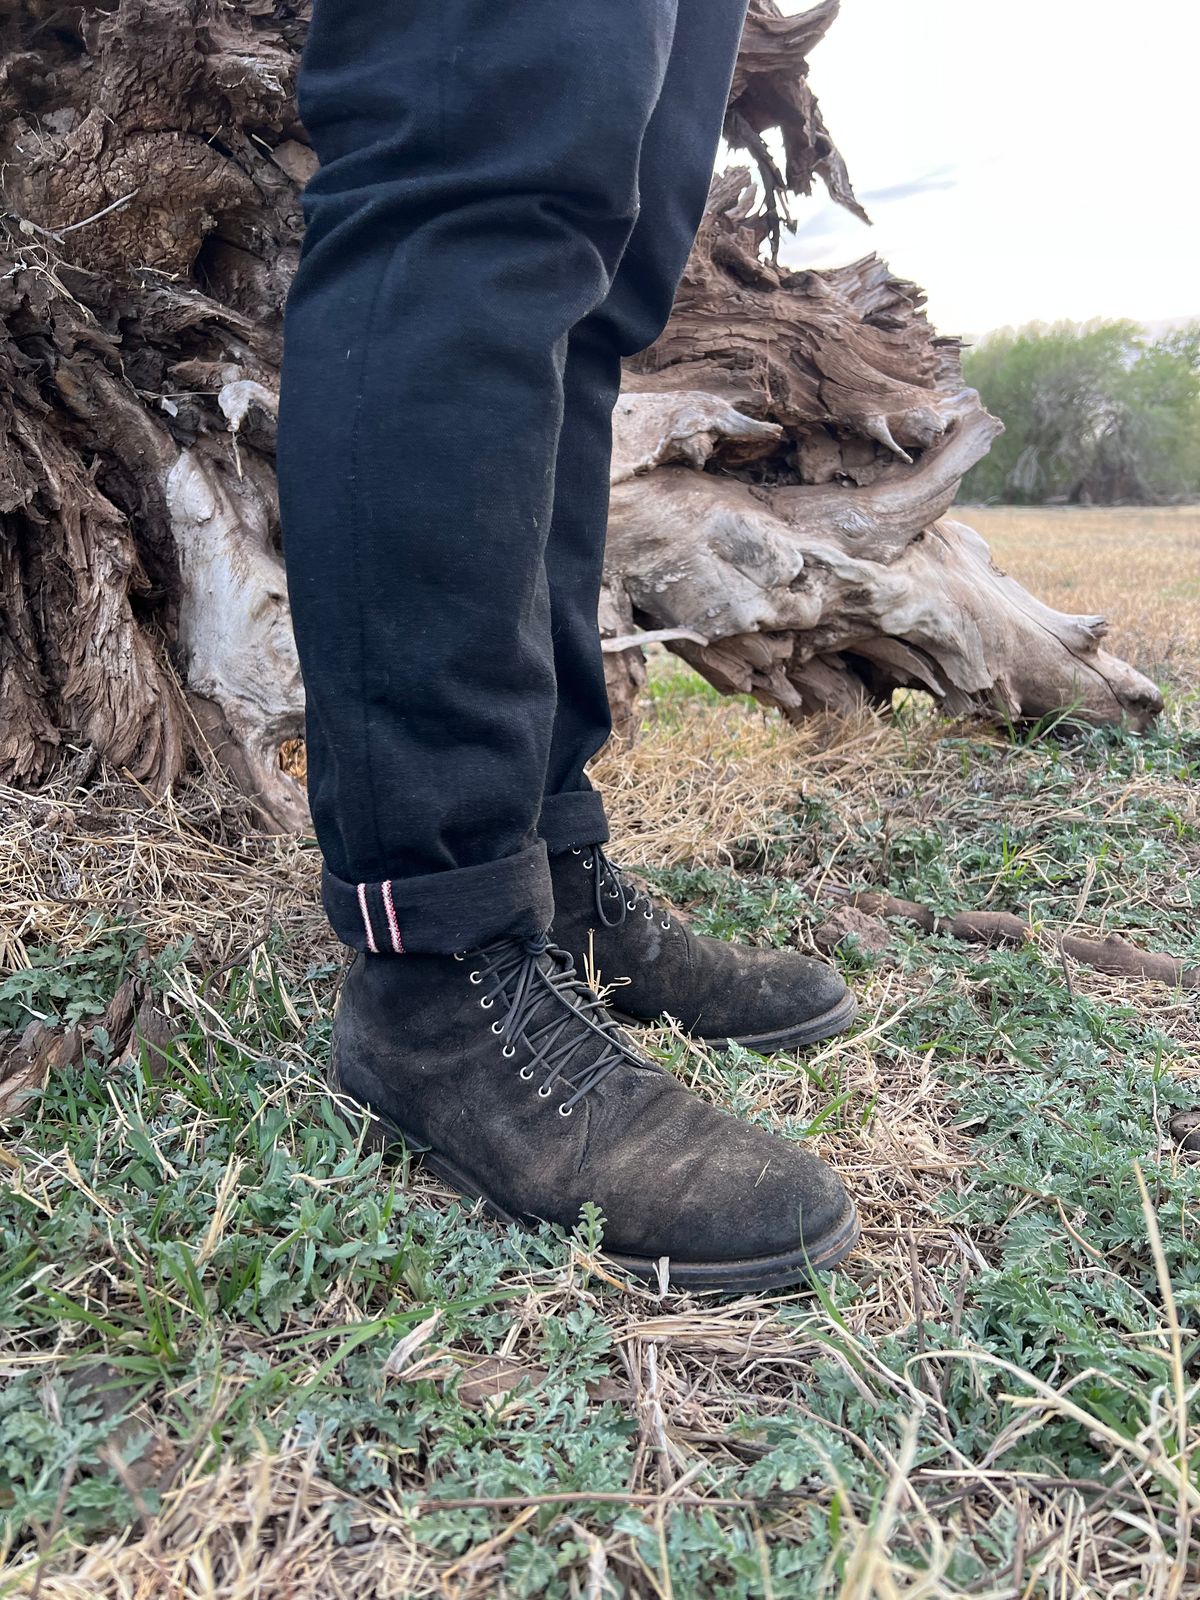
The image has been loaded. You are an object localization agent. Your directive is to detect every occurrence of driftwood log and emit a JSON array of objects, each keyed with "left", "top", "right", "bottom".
[
  {"left": 600, "top": 168, "right": 1162, "bottom": 737},
  {"left": 0, "top": 0, "right": 1162, "bottom": 828},
  {"left": 815, "top": 892, "right": 1199, "bottom": 991}
]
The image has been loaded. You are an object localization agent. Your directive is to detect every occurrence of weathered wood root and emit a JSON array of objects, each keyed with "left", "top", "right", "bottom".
[
  {"left": 0, "top": 0, "right": 1161, "bottom": 815},
  {"left": 0, "top": 0, "right": 308, "bottom": 823},
  {"left": 815, "top": 892, "right": 1198, "bottom": 989},
  {"left": 603, "top": 173, "right": 1162, "bottom": 733},
  {"left": 725, "top": 0, "right": 867, "bottom": 244}
]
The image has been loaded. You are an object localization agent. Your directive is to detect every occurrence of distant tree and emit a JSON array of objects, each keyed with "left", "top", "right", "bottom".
[{"left": 960, "top": 321, "right": 1200, "bottom": 504}]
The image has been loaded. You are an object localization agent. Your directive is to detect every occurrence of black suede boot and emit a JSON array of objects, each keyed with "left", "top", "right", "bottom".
[
  {"left": 330, "top": 937, "right": 858, "bottom": 1292},
  {"left": 549, "top": 847, "right": 858, "bottom": 1051}
]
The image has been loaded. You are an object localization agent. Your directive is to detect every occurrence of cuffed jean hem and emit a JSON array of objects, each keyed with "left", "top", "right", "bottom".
[
  {"left": 538, "top": 789, "right": 610, "bottom": 855},
  {"left": 322, "top": 842, "right": 553, "bottom": 955}
]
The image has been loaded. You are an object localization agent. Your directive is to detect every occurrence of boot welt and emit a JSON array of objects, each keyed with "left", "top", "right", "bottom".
[
  {"left": 606, "top": 1198, "right": 859, "bottom": 1291},
  {"left": 611, "top": 989, "right": 859, "bottom": 1055},
  {"left": 328, "top": 1061, "right": 860, "bottom": 1293}
]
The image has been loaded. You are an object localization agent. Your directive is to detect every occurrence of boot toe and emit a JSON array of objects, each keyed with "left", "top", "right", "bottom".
[
  {"left": 595, "top": 1086, "right": 852, "bottom": 1270},
  {"left": 776, "top": 952, "right": 849, "bottom": 1017},
  {"left": 728, "top": 1132, "right": 852, "bottom": 1258},
  {"left": 690, "top": 941, "right": 853, "bottom": 1046},
  {"left": 600, "top": 1128, "right": 856, "bottom": 1289}
]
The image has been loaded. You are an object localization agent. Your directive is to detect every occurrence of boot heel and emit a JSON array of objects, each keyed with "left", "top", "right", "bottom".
[
  {"left": 325, "top": 1056, "right": 384, "bottom": 1149},
  {"left": 326, "top": 1040, "right": 430, "bottom": 1155}
]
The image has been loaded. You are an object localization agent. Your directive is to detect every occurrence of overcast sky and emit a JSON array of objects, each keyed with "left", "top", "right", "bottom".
[{"left": 770, "top": 0, "right": 1196, "bottom": 338}]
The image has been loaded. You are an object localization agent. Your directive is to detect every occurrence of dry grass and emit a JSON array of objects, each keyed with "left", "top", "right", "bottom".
[
  {"left": 0, "top": 778, "right": 325, "bottom": 976},
  {"left": 3, "top": 507, "right": 1200, "bottom": 1596},
  {"left": 971, "top": 503, "right": 1200, "bottom": 692},
  {"left": 3, "top": 711, "right": 974, "bottom": 1327}
]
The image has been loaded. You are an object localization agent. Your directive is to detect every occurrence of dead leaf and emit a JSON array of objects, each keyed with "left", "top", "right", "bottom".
[
  {"left": 454, "top": 1357, "right": 630, "bottom": 1409},
  {"left": 0, "top": 1022, "right": 83, "bottom": 1120},
  {"left": 456, "top": 1356, "right": 548, "bottom": 1408},
  {"left": 63, "top": 1363, "right": 178, "bottom": 1495},
  {"left": 382, "top": 1310, "right": 443, "bottom": 1380},
  {"left": 99, "top": 975, "right": 142, "bottom": 1051},
  {"left": 125, "top": 999, "right": 178, "bottom": 1080}
]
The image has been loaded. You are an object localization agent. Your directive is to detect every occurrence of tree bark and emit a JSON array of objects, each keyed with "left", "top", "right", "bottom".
[
  {"left": 0, "top": 0, "right": 1162, "bottom": 826},
  {"left": 1, "top": 0, "right": 308, "bottom": 822}
]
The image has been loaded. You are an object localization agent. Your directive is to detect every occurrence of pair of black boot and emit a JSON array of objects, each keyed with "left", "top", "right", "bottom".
[{"left": 332, "top": 848, "right": 859, "bottom": 1292}]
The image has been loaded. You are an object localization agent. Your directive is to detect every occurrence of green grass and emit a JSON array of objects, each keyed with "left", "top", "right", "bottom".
[{"left": 3, "top": 705, "right": 1200, "bottom": 1594}]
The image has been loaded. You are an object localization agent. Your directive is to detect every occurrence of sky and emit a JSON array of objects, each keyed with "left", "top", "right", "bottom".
[{"left": 766, "top": 0, "right": 1198, "bottom": 339}]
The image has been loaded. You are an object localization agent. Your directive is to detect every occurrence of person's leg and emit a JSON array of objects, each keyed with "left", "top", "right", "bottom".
[
  {"left": 286, "top": 0, "right": 858, "bottom": 1289},
  {"left": 278, "top": 0, "right": 678, "bottom": 955},
  {"left": 537, "top": 1, "right": 859, "bottom": 1047},
  {"left": 537, "top": 0, "right": 751, "bottom": 857}
]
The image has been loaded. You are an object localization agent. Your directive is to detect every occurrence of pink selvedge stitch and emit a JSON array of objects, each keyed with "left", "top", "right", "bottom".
[
  {"left": 356, "top": 882, "right": 379, "bottom": 953},
  {"left": 381, "top": 879, "right": 405, "bottom": 954}
]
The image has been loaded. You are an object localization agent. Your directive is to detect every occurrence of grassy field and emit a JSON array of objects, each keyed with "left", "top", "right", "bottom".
[
  {"left": 972, "top": 503, "right": 1200, "bottom": 694},
  {"left": 2, "top": 507, "right": 1199, "bottom": 1596}
]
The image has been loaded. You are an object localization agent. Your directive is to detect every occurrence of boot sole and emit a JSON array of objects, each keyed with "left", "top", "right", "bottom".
[
  {"left": 327, "top": 1054, "right": 860, "bottom": 1294},
  {"left": 722, "top": 989, "right": 860, "bottom": 1054},
  {"left": 611, "top": 989, "right": 859, "bottom": 1056}
]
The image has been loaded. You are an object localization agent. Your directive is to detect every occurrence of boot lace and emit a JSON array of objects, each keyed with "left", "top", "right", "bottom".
[
  {"left": 570, "top": 845, "right": 672, "bottom": 933},
  {"left": 455, "top": 935, "right": 650, "bottom": 1116}
]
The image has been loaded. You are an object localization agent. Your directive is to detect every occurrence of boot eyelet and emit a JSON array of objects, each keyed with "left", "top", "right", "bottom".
[
  {"left": 570, "top": 847, "right": 581, "bottom": 855},
  {"left": 537, "top": 1085, "right": 552, "bottom": 1099},
  {"left": 469, "top": 971, "right": 482, "bottom": 984},
  {"left": 491, "top": 1020, "right": 504, "bottom": 1034},
  {"left": 502, "top": 1045, "right": 516, "bottom": 1058},
  {"left": 661, "top": 919, "right": 671, "bottom": 930},
  {"left": 582, "top": 857, "right": 593, "bottom": 870},
  {"left": 643, "top": 908, "right": 654, "bottom": 920},
  {"left": 480, "top": 996, "right": 494, "bottom": 1009},
  {"left": 558, "top": 1103, "right": 573, "bottom": 1118},
  {"left": 453, "top": 952, "right": 465, "bottom": 962},
  {"left": 519, "top": 1066, "right": 534, "bottom": 1080},
  {"left": 626, "top": 900, "right": 637, "bottom": 912}
]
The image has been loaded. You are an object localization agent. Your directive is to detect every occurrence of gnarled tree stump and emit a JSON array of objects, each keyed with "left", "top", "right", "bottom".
[
  {"left": 0, "top": 0, "right": 1161, "bottom": 828},
  {"left": 600, "top": 173, "right": 1161, "bottom": 735}
]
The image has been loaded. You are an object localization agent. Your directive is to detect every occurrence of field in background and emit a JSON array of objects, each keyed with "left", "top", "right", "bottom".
[
  {"left": 970, "top": 503, "right": 1200, "bottom": 691},
  {"left": 2, "top": 507, "right": 1199, "bottom": 1596}
]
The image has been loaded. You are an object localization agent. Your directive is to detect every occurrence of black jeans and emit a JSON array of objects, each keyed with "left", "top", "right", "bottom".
[{"left": 278, "top": 0, "right": 748, "bottom": 955}]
